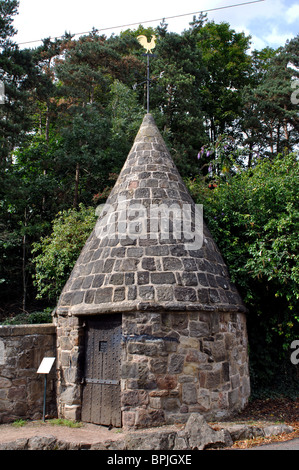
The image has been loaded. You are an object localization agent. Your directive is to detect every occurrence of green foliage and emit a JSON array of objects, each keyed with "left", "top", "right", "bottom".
[
  {"left": 12, "top": 419, "right": 27, "bottom": 428},
  {"left": 32, "top": 204, "right": 97, "bottom": 301},
  {"left": 1, "top": 307, "right": 53, "bottom": 324},
  {"left": 0, "top": 6, "right": 299, "bottom": 395},
  {"left": 0, "top": 0, "right": 19, "bottom": 49},
  {"left": 47, "top": 418, "right": 83, "bottom": 428},
  {"left": 197, "top": 20, "right": 252, "bottom": 141},
  {"left": 187, "top": 153, "right": 299, "bottom": 395}
]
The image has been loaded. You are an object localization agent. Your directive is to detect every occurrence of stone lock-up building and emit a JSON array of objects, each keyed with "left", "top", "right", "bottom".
[{"left": 54, "top": 114, "right": 250, "bottom": 429}]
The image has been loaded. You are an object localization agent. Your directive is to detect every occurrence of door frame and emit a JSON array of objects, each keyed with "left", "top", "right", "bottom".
[{"left": 81, "top": 314, "right": 122, "bottom": 427}]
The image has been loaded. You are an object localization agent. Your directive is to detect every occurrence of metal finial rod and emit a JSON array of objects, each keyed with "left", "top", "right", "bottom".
[
  {"left": 137, "top": 35, "right": 157, "bottom": 114},
  {"left": 147, "top": 54, "right": 150, "bottom": 113}
]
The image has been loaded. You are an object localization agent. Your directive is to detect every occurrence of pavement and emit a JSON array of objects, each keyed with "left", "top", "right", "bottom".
[
  {"left": 247, "top": 438, "right": 299, "bottom": 450},
  {"left": 0, "top": 419, "right": 298, "bottom": 451}
]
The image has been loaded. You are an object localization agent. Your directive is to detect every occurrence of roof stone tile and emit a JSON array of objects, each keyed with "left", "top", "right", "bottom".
[{"left": 56, "top": 114, "right": 246, "bottom": 315}]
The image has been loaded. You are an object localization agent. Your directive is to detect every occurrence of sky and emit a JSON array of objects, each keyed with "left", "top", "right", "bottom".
[{"left": 13, "top": 0, "right": 299, "bottom": 51}]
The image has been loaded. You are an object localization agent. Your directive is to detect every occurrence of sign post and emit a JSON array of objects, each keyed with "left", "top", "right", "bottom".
[{"left": 37, "top": 357, "right": 55, "bottom": 422}]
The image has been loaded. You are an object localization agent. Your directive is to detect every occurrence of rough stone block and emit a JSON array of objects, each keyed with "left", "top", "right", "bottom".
[
  {"left": 114, "top": 287, "right": 126, "bottom": 302},
  {"left": 142, "top": 258, "right": 156, "bottom": 271},
  {"left": 179, "top": 336, "right": 199, "bottom": 349},
  {"left": 139, "top": 286, "right": 155, "bottom": 300},
  {"left": 92, "top": 274, "right": 105, "bottom": 288},
  {"left": 189, "top": 321, "right": 210, "bottom": 337},
  {"left": 94, "top": 287, "right": 113, "bottom": 303},
  {"left": 156, "top": 375, "right": 177, "bottom": 390},
  {"left": 122, "top": 390, "right": 149, "bottom": 407},
  {"left": 137, "top": 272, "right": 150, "bottom": 285},
  {"left": 123, "top": 411, "right": 136, "bottom": 429},
  {"left": 149, "top": 358, "right": 168, "bottom": 374},
  {"left": 127, "top": 341, "right": 158, "bottom": 357},
  {"left": 121, "top": 258, "right": 140, "bottom": 271},
  {"left": 162, "top": 258, "right": 183, "bottom": 271},
  {"left": 197, "top": 289, "right": 209, "bottom": 303},
  {"left": 182, "top": 383, "right": 198, "bottom": 405},
  {"left": 181, "top": 272, "right": 198, "bottom": 286},
  {"left": 127, "top": 247, "right": 144, "bottom": 258},
  {"left": 182, "top": 258, "right": 197, "bottom": 271},
  {"left": 135, "top": 409, "right": 166, "bottom": 428},
  {"left": 128, "top": 286, "right": 137, "bottom": 300},
  {"left": 163, "top": 398, "right": 181, "bottom": 412},
  {"left": 84, "top": 290, "right": 95, "bottom": 304},
  {"left": 174, "top": 287, "right": 196, "bottom": 302},
  {"left": 156, "top": 286, "right": 174, "bottom": 302},
  {"left": 168, "top": 354, "right": 185, "bottom": 374},
  {"left": 70, "top": 291, "right": 84, "bottom": 306},
  {"left": 151, "top": 272, "right": 176, "bottom": 284},
  {"left": 110, "top": 273, "right": 124, "bottom": 285},
  {"left": 200, "top": 369, "right": 222, "bottom": 390}
]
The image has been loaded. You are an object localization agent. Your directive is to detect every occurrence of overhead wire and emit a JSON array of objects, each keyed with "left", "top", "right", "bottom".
[{"left": 17, "top": 0, "right": 266, "bottom": 46}]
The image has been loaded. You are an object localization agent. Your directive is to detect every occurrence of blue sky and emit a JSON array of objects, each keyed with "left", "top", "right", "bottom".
[{"left": 13, "top": 0, "right": 298, "bottom": 51}]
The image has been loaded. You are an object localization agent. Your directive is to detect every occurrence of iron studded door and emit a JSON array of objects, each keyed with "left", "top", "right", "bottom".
[{"left": 81, "top": 315, "right": 122, "bottom": 427}]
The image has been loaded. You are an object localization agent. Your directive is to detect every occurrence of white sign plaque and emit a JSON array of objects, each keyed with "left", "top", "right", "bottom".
[{"left": 37, "top": 357, "right": 55, "bottom": 374}]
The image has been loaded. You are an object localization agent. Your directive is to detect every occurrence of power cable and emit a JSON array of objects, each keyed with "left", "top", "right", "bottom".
[{"left": 17, "top": 0, "right": 266, "bottom": 46}]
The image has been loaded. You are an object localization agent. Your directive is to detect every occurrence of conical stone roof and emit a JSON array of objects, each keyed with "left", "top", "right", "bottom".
[{"left": 57, "top": 114, "right": 246, "bottom": 316}]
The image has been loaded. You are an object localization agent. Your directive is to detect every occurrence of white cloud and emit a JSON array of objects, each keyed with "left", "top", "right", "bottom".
[
  {"left": 265, "top": 27, "right": 292, "bottom": 46},
  {"left": 211, "top": 0, "right": 284, "bottom": 25},
  {"left": 14, "top": 0, "right": 220, "bottom": 45},
  {"left": 286, "top": 4, "right": 299, "bottom": 23},
  {"left": 250, "top": 35, "right": 268, "bottom": 50},
  {"left": 13, "top": 0, "right": 297, "bottom": 50}
]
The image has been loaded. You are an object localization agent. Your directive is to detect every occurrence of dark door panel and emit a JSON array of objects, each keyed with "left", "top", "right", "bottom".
[{"left": 81, "top": 314, "right": 122, "bottom": 427}]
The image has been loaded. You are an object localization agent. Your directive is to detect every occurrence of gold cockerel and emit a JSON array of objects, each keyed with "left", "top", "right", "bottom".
[{"left": 137, "top": 35, "right": 156, "bottom": 54}]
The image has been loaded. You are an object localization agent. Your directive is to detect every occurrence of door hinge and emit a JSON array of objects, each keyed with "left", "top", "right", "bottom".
[{"left": 85, "top": 378, "right": 119, "bottom": 385}]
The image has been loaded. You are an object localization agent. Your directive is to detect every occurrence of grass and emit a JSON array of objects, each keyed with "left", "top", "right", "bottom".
[
  {"left": 12, "top": 419, "right": 27, "bottom": 428},
  {"left": 47, "top": 418, "right": 83, "bottom": 428}
]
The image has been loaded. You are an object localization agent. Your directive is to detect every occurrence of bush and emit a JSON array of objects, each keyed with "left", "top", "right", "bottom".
[
  {"left": 187, "top": 153, "right": 299, "bottom": 396},
  {"left": 32, "top": 204, "right": 97, "bottom": 302},
  {"left": 1, "top": 307, "right": 53, "bottom": 325}
]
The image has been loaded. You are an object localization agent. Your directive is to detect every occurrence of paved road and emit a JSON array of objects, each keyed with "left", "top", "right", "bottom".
[{"left": 249, "top": 438, "right": 299, "bottom": 450}]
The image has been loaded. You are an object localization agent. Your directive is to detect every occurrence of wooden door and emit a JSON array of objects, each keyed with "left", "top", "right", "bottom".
[{"left": 81, "top": 314, "right": 122, "bottom": 427}]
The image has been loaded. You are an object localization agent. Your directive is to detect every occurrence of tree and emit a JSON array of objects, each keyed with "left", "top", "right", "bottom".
[
  {"left": 143, "top": 18, "right": 207, "bottom": 177},
  {"left": 32, "top": 204, "right": 97, "bottom": 302},
  {"left": 187, "top": 152, "right": 299, "bottom": 395},
  {"left": 0, "top": 1, "right": 30, "bottom": 161},
  {"left": 241, "top": 41, "right": 299, "bottom": 158},
  {"left": 0, "top": 0, "right": 18, "bottom": 49},
  {"left": 0, "top": 1, "right": 36, "bottom": 310},
  {"left": 55, "top": 105, "right": 113, "bottom": 209},
  {"left": 196, "top": 20, "right": 252, "bottom": 143}
]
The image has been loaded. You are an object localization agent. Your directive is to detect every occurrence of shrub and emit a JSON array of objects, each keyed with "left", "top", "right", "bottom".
[
  {"left": 187, "top": 153, "right": 299, "bottom": 396},
  {"left": 32, "top": 204, "right": 97, "bottom": 302},
  {"left": 1, "top": 307, "right": 53, "bottom": 325}
]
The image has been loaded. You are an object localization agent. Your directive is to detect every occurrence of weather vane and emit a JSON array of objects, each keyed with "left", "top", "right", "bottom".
[{"left": 136, "top": 35, "right": 157, "bottom": 114}]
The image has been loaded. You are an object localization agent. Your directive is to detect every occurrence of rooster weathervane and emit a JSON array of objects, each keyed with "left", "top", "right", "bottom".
[
  {"left": 136, "top": 35, "right": 157, "bottom": 113},
  {"left": 137, "top": 35, "right": 156, "bottom": 54}
]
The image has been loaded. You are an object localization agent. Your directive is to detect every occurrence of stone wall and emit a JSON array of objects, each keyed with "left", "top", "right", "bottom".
[
  {"left": 0, "top": 324, "right": 57, "bottom": 424},
  {"left": 55, "top": 314, "right": 84, "bottom": 422},
  {"left": 55, "top": 310, "right": 250, "bottom": 428},
  {"left": 122, "top": 311, "right": 250, "bottom": 428}
]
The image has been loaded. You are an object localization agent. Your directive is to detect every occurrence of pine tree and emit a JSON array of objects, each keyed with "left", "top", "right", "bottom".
[
  {"left": 0, "top": 0, "right": 18, "bottom": 49},
  {"left": 249, "top": 41, "right": 299, "bottom": 155}
]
